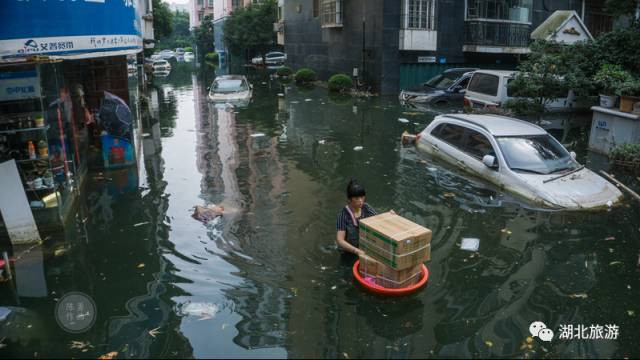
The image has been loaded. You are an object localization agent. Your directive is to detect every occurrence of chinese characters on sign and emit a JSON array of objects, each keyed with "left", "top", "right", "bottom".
[
  {"left": 55, "top": 292, "right": 97, "bottom": 333},
  {"left": 557, "top": 324, "right": 620, "bottom": 340}
]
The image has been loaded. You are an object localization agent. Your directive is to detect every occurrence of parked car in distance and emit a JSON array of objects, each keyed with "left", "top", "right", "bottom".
[
  {"left": 152, "top": 60, "right": 171, "bottom": 72},
  {"left": 399, "top": 68, "right": 477, "bottom": 106},
  {"left": 251, "top": 51, "right": 287, "bottom": 65},
  {"left": 208, "top": 75, "right": 253, "bottom": 107},
  {"left": 183, "top": 52, "right": 195, "bottom": 61},
  {"left": 463, "top": 70, "right": 580, "bottom": 113},
  {"left": 415, "top": 114, "right": 623, "bottom": 210},
  {"left": 159, "top": 49, "right": 175, "bottom": 60},
  {"left": 175, "top": 48, "right": 185, "bottom": 56}
]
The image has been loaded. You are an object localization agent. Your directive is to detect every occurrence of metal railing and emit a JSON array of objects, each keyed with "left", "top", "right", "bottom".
[
  {"left": 464, "top": 21, "right": 530, "bottom": 48},
  {"left": 400, "top": 0, "right": 437, "bottom": 30}
]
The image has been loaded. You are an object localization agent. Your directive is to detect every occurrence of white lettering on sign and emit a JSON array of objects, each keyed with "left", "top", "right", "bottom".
[{"left": 418, "top": 56, "right": 436, "bottom": 63}]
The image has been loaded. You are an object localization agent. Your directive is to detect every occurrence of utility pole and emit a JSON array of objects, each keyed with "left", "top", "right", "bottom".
[{"left": 361, "top": 1, "right": 366, "bottom": 90}]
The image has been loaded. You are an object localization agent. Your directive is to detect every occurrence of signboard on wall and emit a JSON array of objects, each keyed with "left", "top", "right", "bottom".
[
  {"left": 418, "top": 56, "right": 436, "bottom": 63},
  {"left": 0, "top": 0, "right": 142, "bottom": 59},
  {"left": 0, "top": 70, "right": 41, "bottom": 102}
]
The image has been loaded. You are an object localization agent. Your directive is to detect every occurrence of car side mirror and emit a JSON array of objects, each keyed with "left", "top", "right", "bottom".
[
  {"left": 206, "top": 86, "right": 210, "bottom": 91},
  {"left": 482, "top": 155, "right": 497, "bottom": 168},
  {"left": 570, "top": 151, "right": 577, "bottom": 160}
]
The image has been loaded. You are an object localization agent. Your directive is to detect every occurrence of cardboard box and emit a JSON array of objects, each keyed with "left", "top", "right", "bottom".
[
  {"left": 359, "top": 212, "right": 431, "bottom": 270},
  {"left": 359, "top": 256, "right": 423, "bottom": 289}
]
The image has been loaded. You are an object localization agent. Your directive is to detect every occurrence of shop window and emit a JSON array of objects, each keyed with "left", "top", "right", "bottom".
[
  {"left": 320, "top": 0, "right": 343, "bottom": 27},
  {"left": 402, "top": 0, "right": 437, "bottom": 30},
  {"left": 466, "top": 0, "right": 532, "bottom": 23}
]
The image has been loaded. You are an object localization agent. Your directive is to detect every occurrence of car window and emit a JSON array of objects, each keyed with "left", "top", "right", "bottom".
[
  {"left": 463, "top": 129, "right": 496, "bottom": 161},
  {"left": 457, "top": 76, "right": 470, "bottom": 89},
  {"left": 212, "top": 79, "right": 249, "bottom": 92},
  {"left": 497, "top": 135, "right": 579, "bottom": 175},
  {"left": 432, "top": 123, "right": 466, "bottom": 149},
  {"left": 468, "top": 73, "right": 499, "bottom": 96}
]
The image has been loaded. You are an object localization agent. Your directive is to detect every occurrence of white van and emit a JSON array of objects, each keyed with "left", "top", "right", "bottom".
[{"left": 463, "top": 70, "right": 579, "bottom": 113}]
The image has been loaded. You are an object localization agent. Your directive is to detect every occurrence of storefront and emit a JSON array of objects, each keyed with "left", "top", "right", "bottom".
[{"left": 0, "top": 1, "right": 144, "bottom": 228}]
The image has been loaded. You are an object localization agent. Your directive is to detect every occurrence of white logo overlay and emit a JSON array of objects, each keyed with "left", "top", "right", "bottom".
[{"left": 529, "top": 321, "right": 554, "bottom": 342}]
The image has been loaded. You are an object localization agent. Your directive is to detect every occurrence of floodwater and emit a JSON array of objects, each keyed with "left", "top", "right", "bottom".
[{"left": 1, "top": 62, "right": 639, "bottom": 358}]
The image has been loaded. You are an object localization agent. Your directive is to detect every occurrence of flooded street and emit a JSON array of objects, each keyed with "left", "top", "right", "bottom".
[{"left": 2, "top": 63, "right": 640, "bottom": 358}]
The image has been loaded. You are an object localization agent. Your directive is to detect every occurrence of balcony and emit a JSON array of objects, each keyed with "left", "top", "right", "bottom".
[
  {"left": 463, "top": 21, "right": 531, "bottom": 54},
  {"left": 399, "top": 12, "right": 437, "bottom": 51},
  {"left": 274, "top": 21, "right": 285, "bottom": 45}
]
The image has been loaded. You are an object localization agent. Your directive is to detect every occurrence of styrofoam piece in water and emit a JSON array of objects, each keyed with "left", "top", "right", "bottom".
[{"left": 460, "top": 238, "right": 480, "bottom": 252}]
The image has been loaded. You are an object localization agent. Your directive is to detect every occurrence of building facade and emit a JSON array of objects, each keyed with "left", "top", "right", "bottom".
[
  {"left": 190, "top": 0, "right": 216, "bottom": 28},
  {"left": 283, "top": 0, "right": 615, "bottom": 95}
]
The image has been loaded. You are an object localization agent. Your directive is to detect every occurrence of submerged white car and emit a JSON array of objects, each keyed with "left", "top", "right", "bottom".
[
  {"left": 415, "top": 114, "right": 623, "bottom": 210},
  {"left": 208, "top": 75, "right": 252, "bottom": 106}
]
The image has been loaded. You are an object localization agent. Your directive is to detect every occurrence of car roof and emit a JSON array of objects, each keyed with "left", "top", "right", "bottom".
[
  {"left": 472, "top": 69, "right": 518, "bottom": 77},
  {"left": 443, "top": 68, "right": 478, "bottom": 74},
  {"left": 214, "top": 75, "right": 247, "bottom": 81},
  {"left": 436, "top": 114, "right": 548, "bottom": 136}
]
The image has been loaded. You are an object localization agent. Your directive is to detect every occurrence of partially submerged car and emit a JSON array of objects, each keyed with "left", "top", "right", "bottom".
[
  {"left": 251, "top": 51, "right": 287, "bottom": 65},
  {"left": 415, "top": 114, "right": 623, "bottom": 210},
  {"left": 152, "top": 60, "right": 171, "bottom": 72},
  {"left": 399, "top": 68, "right": 477, "bottom": 106},
  {"left": 463, "top": 70, "right": 580, "bottom": 113},
  {"left": 208, "top": 75, "right": 252, "bottom": 106}
]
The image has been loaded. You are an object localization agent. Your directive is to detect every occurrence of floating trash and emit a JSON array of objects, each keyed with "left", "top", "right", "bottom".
[
  {"left": 177, "top": 302, "right": 219, "bottom": 320},
  {"left": 460, "top": 238, "right": 480, "bottom": 252},
  {"left": 305, "top": 98, "right": 313, "bottom": 102},
  {"left": 250, "top": 133, "right": 266, "bottom": 138},
  {"left": 277, "top": 93, "right": 285, "bottom": 97},
  {"left": 353, "top": 146, "right": 364, "bottom": 151},
  {"left": 318, "top": 140, "right": 326, "bottom": 145},
  {"left": 398, "top": 118, "right": 410, "bottom": 123}
]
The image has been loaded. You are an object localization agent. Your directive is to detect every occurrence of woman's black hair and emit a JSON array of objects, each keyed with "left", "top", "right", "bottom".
[{"left": 346, "top": 178, "right": 366, "bottom": 199}]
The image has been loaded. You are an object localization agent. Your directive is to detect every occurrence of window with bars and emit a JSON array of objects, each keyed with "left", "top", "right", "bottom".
[
  {"left": 402, "top": 0, "right": 436, "bottom": 30},
  {"left": 466, "top": 0, "right": 532, "bottom": 23},
  {"left": 232, "top": 0, "right": 241, "bottom": 10},
  {"left": 320, "top": 0, "right": 343, "bottom": 27}
]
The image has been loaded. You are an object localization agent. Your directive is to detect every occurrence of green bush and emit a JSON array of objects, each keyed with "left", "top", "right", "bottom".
[
  {"left": 328, "top": 73, "right": 353, "bottom": 93},
  {"left": 276, "top": 66, "right": 293, "bottom": 77},
  {"left": 184, "top": 46, "right": 194, "bottom": 52},
  {"left": 204, "top": 52, "right": 219, "bottom": 63},
  {"left": 611, "top": 143, "right": 640, "bottom": 162},
  {"left": 594, "top": 64, "right": 632, "bottom": 95},
  {"left": 294, "top": 68, "right": 316, "bottom": 84}
]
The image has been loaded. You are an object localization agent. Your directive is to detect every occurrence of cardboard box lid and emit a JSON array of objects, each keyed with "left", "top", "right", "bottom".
[{"left": 360, "top": 212, "right": 430, "bottom": 243}]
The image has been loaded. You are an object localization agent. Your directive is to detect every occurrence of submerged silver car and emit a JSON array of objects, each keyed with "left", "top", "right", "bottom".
[
  {"left": 415, "top": 114, "right": 623, "bottom": 210},
  {"left": 208, "top": 75, "right": 253, "bottom": 107}
]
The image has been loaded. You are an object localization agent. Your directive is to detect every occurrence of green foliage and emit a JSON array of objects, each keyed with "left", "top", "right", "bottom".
[
  {"left": 224, "top": 0, "right": 277, "bottom": 59},
  {"left": 610, "top": 143, "right": 640, "bottom": 162},
  {"left": 153, "top": 10, "right": 194, "bottom": 51},
  {"left": 616, "top": 78, "right": 640, "bottom": 96},
  {"left": 276, "top": 66, "right": 293, "bottom": 77},
  {"left": 594, "top": 64, "right": 633, "bottom": 95},
  {"left": 594, "top": 24, "right": 640, "bottom": 76},
  {"left": 294, "top": 68, "right": 317, "bottom": 84},
  {"left": 184, "top": 47, "right": 194, "bottom": 52},
  {"left": 328, "top": 74, "right": 353, "bottom": 93},
  {"left": 152, "top": 0, "right": 173, "bottom": 40},
  {"left": 506, "top": 41, "right": 570, "bottom": 117},
  {"left": 195, "top": 15, "right": 215, "bottom": 60},
  {"left": 204, "top": 52, "right": 219, "bottom": 63}
]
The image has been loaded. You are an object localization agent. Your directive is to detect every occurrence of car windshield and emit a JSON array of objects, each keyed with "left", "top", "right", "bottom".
[
  {"left": 497, "top": 135, "right": 579, "bottom": 175},
  {"left": 212, "top": 79, "right": 248, "bottom": 93},
  {"left": 424, "top": 73, "right": 458, "bottom": 90}
]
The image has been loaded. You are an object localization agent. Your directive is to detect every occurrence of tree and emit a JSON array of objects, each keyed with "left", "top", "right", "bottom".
[
  {"left": 195, "top": 15, "right": 215, "bottom": 60},
  {"left": 605, "top": 0, "right": 639, "bottom": 20},
  {"left": 223, "top": 0, "right": 277, "bottom": 61},
  {"left": 153, "top": 0, "right": 173, "bottom": 40}
]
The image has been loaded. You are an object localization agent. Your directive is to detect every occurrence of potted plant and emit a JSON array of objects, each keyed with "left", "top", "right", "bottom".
[
  {"left": 593, "top": 64, "right": 632, "bottom": 108},
  {"left": 616, "top": 78, "right": 640, "bottom": 113}
]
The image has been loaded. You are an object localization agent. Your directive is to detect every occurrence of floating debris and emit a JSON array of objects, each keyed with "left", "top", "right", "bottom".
[
  {"left": 277, "top": 93, "right": 285, "bottom": 97},
  {"left": 250, "top": 133, "right": 266, "bottom": 138},
  {"left": 568, "top": 293, "right": 588, "bottom": 299},
  {"left": 501, "top": 229, "right": 513, "bottom": 235},
  {"left": 133, "top": 221, "right": 150, "bottom": 227},
  {"left": 318, "top": 140, "right": 326, "bottom": 145},
  {"left": 148, "top": 327, "right": 161, "bottom": 338},
  {"left": 137, "top": 263, "right": 145, "bottom": 269},
  {"left": 443, "top": 192, "right": 455, "bottom": 198},
  {"left": 192, "top": 204, "right": 224, "bottom": 222},
  {"left": 178, "top": 302, "right": 219, "bottom": 321},
  {"left": 604, "top": 236, "right": 616, "bottom": 241},
  {"left": 353, "top": 146, "right": 363, "bottom": 151},
  {"left": 99, "top": 352, "right": 119, "bottom": 359},
  {"left": 485, "top": 340, "right": 493, "bottom": 348},
  {"left": 305, "top": 98, "right": 312, "bottom": 102},
  {"left": 398, "top": 118, "right": 410, "bottom": 123},
  {"left": 460, "top": 238, "right": 480, "bottom": 252}
]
